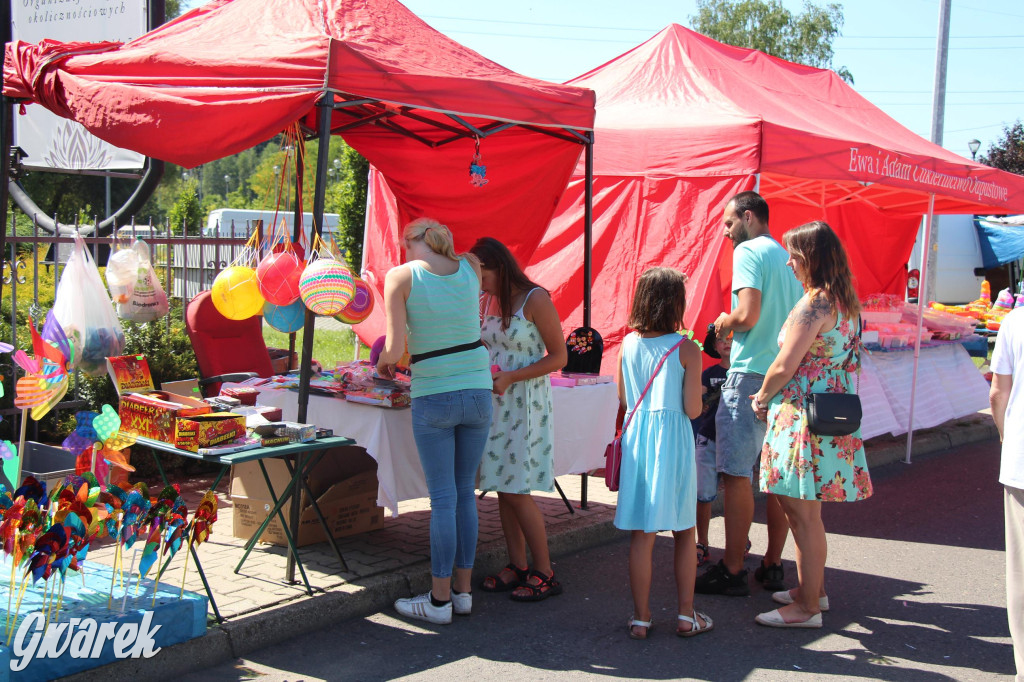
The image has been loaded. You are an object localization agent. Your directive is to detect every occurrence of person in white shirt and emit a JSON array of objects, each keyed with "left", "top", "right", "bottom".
[{"left": 990, "top": 305, "right": 1024, "bottom": 681}]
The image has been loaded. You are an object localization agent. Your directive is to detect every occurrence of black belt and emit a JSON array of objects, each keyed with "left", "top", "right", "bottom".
[{"left": 409, "top": 339, "right": 484, "bottom": 364}]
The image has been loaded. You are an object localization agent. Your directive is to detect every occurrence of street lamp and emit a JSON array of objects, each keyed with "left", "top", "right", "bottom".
[
  {"left": 968, "top": 139, "right": 981, "bottom": 161},
  {"left": 333, "top": 158, "right": 341, "bottom": 172},
  {"left": 224, "top": 174, "right": 231, "bottom": 194}
]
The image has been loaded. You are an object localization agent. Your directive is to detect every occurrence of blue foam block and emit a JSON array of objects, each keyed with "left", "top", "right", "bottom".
[{"left": 0, "top": 558, "right": 207, "bottom": 681}]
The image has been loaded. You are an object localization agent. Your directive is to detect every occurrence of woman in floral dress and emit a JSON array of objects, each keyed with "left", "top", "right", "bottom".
[
  {"left": 750, "top": 220, "right": 872, "bottom": 629},
  {"left": 470, "top": 237, "right": 568, "bottom": 602}
]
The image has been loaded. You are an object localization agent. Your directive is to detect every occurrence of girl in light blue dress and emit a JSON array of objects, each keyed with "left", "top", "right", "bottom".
[{"left": 615, "top": 267, "right": 712, "bottom": 640}]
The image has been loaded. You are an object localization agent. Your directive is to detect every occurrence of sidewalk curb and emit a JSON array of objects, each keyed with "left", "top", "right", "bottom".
[{"left": 59, "top": 418, "right": 998, "bottom": 682}]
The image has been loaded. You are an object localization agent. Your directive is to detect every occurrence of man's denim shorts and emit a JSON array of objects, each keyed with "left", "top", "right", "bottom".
[
  {"left": 695, "top": 435, "right": 719, "bottom": 502},
  {"left": 714, "top": 371, "right": 768, "bottom": 479}
]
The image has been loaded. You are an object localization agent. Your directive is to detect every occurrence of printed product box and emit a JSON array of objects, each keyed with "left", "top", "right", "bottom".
[
  {"left": 107, "top": 355, "right": 155, "bottom": 397},
  {"left": 174, "top": 412, "right": 247, "bottom": 453},
  {"left": 230, "top": 446, "right": 383, "bottom": 546},
  {"left": 119, "top": 392, "right": 212, "bottom": 444}
]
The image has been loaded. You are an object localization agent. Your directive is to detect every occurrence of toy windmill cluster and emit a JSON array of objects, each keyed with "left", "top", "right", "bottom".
[{"left": 0, "top": 314, "right": 219, "bottom": 638}]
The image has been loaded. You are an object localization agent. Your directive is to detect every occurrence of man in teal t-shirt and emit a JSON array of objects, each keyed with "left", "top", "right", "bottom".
[{"left": 696, "top": 191, "right": 802, "bottom": 598}]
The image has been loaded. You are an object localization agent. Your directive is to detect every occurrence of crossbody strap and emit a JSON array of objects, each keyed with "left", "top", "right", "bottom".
[{"left": 621, "top": 336, "right": 687, "bottom": 435}]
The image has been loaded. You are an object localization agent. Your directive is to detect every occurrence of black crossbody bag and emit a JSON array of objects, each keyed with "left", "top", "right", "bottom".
[{"left": 806, "top": 316, "right": 863, "bottom": 437}]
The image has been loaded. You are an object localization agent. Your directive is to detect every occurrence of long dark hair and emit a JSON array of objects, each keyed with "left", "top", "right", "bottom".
[
  {"left": 783, "top": 221, "right": 862, "bottom": 318},
  {"left": 470, "top": 237, "right": 545, "bottom": 330},
  {"left": 628, "top": 267, "right": 687, "bottom": 333}
]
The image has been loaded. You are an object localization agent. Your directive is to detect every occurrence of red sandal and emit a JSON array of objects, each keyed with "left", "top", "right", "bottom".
[
  {"left": 510, "top": 569, "right": 563, "bottom": 602},
  {"left": 480, "top": 564, "right": 528, "bottom": 592}
]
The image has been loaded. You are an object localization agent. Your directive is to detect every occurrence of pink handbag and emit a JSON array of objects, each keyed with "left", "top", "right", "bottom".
[{"left": 604, "top": 337, "right": 686, "bottom": 492}]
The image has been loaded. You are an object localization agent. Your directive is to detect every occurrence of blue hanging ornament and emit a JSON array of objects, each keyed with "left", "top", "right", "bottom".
[{"left": 469, "top": 137, "right": 489, "bottom": 188}]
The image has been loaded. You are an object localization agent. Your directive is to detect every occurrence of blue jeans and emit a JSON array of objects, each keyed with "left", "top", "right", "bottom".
[
  {"left": 715, "top": 371, "right": 768, "bottom": 479},
  {"left": 411, "top": 389, "right": 493, "bottom": 578}
]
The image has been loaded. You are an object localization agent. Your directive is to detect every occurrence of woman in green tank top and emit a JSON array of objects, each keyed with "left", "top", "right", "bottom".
[{"left": 377, "top": 218, "right": 493, "bottom": 625}]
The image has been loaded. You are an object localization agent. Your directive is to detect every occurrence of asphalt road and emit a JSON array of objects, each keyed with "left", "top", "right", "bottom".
[{"left": 183, "top": 439, "right": 1014, "bottom": 682}]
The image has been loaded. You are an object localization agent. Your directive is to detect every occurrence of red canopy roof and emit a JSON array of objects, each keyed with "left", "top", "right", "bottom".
[
  {"left": 519, "top": 25, "right": 1024, "bottom": 373},
  {"left": 573, "top": 24, "right": 1024, "bottom": 214},
  {"left": 3, "top": 0, "right": 594, "bottom": 167}
]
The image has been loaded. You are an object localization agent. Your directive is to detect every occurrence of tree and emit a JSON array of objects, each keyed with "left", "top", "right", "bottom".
[
  {"left": 330, "top": 144, "right": 369, "bottom": 272},
  {"left": 167, "top": 180, "right": 203, "bottom": 235},
  {"left": 979, "top": 121, "right": 1024, "bottom": 177},
  {"left": 690, "top": 0, "right": 853, "bottom": 83}
]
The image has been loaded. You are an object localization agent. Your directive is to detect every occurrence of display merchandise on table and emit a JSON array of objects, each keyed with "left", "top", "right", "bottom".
[
  {"left": 861, "top": 293, "right": 984, "bottom": 350},
  {"left": 263, "top": 360, "right": 412, "bottom": 408},
  {"left": 257, "top": 380, "right": 621, "bottom": 516}
]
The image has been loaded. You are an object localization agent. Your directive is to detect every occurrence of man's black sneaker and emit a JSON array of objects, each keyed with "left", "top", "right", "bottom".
[
  {"left": 754, "top": 560, "right": 785, "bottom": 592},
  {"left": 695, "top": 559, "right": 750, "bottom": 596}
]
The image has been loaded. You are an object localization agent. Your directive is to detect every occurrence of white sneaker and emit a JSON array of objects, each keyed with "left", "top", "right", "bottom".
[
  {"left": 394, "top": 592, "right": 452, "bottom": 625},
  {"left": 451, "top": 591, "right": 472, "bottom": 616}
]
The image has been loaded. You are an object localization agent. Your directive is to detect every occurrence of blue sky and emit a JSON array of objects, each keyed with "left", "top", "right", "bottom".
[{"left": 184, "top": 0, "right": 1023, "bottom": 159}]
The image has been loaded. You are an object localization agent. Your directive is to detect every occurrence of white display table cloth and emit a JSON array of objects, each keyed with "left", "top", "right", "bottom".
[
  {"left": 257, "top": 383, "right": 620, "bottom": 516},
  {"left": 858, "top": 342, "right": 989, "bottom": 440}
]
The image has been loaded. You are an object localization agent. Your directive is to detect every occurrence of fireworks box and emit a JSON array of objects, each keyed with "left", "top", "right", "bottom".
[
  {"left": 230, "top": 446, "right": 384, "bottom": 546},
  {"left": 119, "top": 391, "right": 212, "bottom": 445},
  {"left": 174, "top": 412, "right": 247, "bottom": 453}
]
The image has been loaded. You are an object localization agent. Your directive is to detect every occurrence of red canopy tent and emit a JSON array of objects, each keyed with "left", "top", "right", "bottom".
[
  {"left": 2, "top": 0, "right": 596, "bottom": 424},
  {"left": 523, "top": 24, "right": 1024, "bottom": 378}
]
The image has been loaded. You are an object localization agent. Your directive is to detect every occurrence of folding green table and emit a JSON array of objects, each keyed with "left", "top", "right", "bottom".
[{"left": 132, "top": 434, "right": 356, "bottom": 622}]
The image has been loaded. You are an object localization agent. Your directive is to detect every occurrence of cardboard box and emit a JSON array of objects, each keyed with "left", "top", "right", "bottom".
[
  {"left": 106, "top": 355, "right": 154, "bottom": 396},
  {"left": 174, "top": 412, "right": 247, "bottom": 452},
  {"left": 230, "top": 447, "right": 383, "bottom": 546},
  {"left": 119, "top": 391, "right": 213, "bottom": 444},
  {"left": 161, "top": 378, "right": 202, "bottom": 399},
  {"left": 267, "top": 347, "right": 298, "bottom": 375}
]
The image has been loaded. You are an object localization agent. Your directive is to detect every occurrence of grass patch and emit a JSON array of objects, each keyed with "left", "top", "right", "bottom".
[{"left": 261, "top": 324, "right": 370, "bottom": 369}]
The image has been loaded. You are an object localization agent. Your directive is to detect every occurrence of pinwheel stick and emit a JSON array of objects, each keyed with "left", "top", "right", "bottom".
[
  {"left": 6, "top": 572, "right": 30, "bottom": 647},
  {"left": 121, "top": 546, "right": 139, "bottom": 614},
  {"left": 15, "top": 409, "right": 27, "bottom": 487},
  {"left": 108, "top": 516, "right": 123, "bottom": 611},
  {"left": 150, "top": 534, "right": 165, "bottom": 608},
  {"left": 179, "top": 536, "right": 194, "bottom": 599}
]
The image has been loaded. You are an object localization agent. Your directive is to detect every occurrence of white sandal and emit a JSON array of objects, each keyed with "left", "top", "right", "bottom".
[
  {"left": 628, "top": 617, "right": 652, "bottom": 639},
  {"left": 677, "top": 610, "right": 714, "bottom": 637}
]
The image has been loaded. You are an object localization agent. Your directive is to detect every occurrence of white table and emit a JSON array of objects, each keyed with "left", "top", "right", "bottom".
[
  {"left": 858, "top": 342, "right": 990, "bottom": 440},
  {"left": 258, "top": 383, "right": 620, "bottom": 516}
]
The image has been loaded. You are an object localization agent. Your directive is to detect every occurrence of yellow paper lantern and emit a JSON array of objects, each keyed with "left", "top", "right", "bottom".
[{"left": 212, "top": 266, "right": 265, "bottom": 320}]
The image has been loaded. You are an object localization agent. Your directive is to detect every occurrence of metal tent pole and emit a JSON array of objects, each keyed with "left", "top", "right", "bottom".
[
  {"left": 288, "top": 96, "right": 333, "bottom": 584},
  {"left": 905, "top": 193, "right": 937, "bottom": 464},
  {"left": 580, "top": 132, "right": 594, "bottom": 509}
]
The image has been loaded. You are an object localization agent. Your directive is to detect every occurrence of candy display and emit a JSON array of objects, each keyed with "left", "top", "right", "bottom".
[{"left": 929, "top": 281, "right": 1016, "bottom": 332}]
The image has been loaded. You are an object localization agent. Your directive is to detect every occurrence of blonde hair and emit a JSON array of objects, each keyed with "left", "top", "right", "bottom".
[{"left": 404, "top": 217, "right": 471, "bottom": 262}]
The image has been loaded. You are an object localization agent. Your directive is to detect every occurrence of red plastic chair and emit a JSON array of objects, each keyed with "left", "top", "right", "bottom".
[{"left": 184, "top": 290, "right": 275, "bottom": 396}]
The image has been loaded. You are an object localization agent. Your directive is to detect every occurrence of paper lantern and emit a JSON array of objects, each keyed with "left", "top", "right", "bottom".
[
  {"left": 334, "top": 278, "right": 375, "bottom": 324},
  {"left": 264, "top": 300, "right": 306, "bottom": 333},
  {"left": 299, "top": 259, "right": 354, "bottom": 316},
  {"left": 211, "top": 266, "right": 264, "bottom": 320},
  {"left": 256, "top": 251, "right": 304, "bottom": 306}
]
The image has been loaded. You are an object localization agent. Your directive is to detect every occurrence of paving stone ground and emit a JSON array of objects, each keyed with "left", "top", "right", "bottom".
[{"left": 63, "top": 412, "right": 999, "bottom": 681}]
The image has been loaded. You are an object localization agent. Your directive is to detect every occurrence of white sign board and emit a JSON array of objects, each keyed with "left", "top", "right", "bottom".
[{"left": 10, "top": 0, "right": 149, "bottom": 171}]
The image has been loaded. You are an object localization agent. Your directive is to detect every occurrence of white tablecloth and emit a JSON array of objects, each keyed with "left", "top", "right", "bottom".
[
  {"left": 859, "top": 343, "right": 990, "bottom": 440},
  {"left": 257, "top": 383, "right": 620, "bottom": 515}
]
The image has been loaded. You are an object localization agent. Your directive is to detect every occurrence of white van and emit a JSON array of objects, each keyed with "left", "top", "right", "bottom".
[
  {"left": 203, "top": 209, "right": 341, "bottom": 245},
  {"left": 909, "top": 214, "right": 985, "bottom": 304}
]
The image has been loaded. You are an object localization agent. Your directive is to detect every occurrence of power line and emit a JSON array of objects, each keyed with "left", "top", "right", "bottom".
[{"left": 420, "top": 14, "right": 659, "bottom": 33}]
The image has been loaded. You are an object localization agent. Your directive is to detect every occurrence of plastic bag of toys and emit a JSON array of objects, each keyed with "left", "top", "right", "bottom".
[{"left": 53, "top": 232, "right": 125, "bottom": 376}]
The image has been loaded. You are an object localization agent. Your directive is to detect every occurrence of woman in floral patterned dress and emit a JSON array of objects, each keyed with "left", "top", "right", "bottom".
[
  {"left": 750, "top": 220, "right": 872, "bottom": 629},
  {"left": 470, "top": 237, "right": 568, "bottom": 602}
]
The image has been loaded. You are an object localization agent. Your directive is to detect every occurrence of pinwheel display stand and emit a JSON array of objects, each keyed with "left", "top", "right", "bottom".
[
  {"left": 137, "top": 434, "right": 357, "bottom": 619},
  {"left": 0, "top": 559, "right": 207, "bottom": 682}
]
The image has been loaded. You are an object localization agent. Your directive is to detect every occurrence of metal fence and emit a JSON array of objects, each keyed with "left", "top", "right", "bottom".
[{"left": 0, "top": 215, "right": 263, "bottom": 425}]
